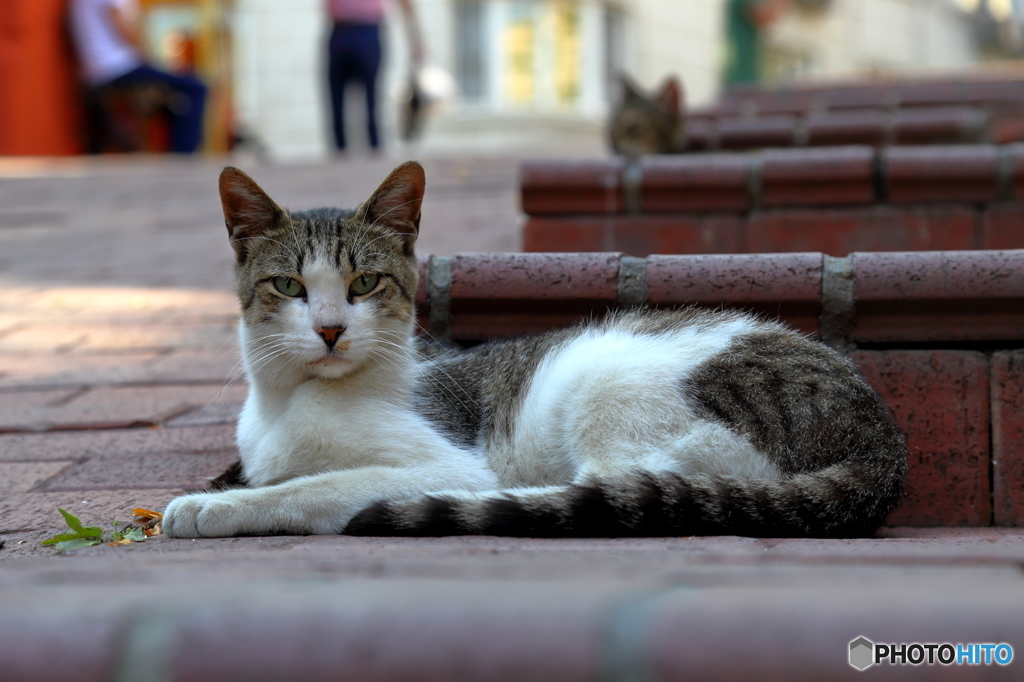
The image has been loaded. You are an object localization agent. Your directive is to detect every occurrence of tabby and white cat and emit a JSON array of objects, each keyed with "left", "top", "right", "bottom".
[
  {"left": 162, "top": 162, "right": 906, "bottom": 539},
  {"left": 609, "top": 75, "right": 687, "bottom": 156}
]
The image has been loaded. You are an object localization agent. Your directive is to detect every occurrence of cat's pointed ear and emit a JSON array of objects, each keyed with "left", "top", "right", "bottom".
[
  {"left": 219, "top": 167, "right": 286, "bottom": 261},
  {"left": 656, "top": 77, "right": 683, "bottom": 120},
  {"left": 620, "top": 73, "right": 644, "bottom": 104},
  {"left": 356, "top": 161, "right": 425, "bottom": 255}
]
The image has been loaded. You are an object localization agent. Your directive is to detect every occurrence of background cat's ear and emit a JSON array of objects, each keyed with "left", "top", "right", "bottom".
[
  {"left": 219, "top": 167, "right": 286, "bottom": 261},
  {"left": 357, "top": 161, "right": 425, "bottom": 255},
  {"left": 619, "top": 73, "right": 644, "bottom": 104},
  {"left": 656, "top": 77, "right": 683, "bottom": 120}
]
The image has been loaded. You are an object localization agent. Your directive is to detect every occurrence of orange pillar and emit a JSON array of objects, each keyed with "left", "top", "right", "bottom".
[{"left": 0, "top": 0, "right": 84, "bottom": 156}]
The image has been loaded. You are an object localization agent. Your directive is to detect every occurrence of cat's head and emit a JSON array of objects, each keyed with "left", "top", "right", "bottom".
[
  {"left": 219, "top": 162, "right": 424, "bottom": 382},
  {"left": 608, "top": 75, "right": 684, "bottom": 156}
]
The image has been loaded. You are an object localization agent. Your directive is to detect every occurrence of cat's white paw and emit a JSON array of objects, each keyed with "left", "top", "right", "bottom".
[{"left": 163, "top": 491, "right": 249, "bottom": 538}]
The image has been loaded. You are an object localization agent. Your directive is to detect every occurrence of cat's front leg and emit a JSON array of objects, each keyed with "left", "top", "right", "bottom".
[
  {"left": 162, "top": 488, "right": 262, "bottom": 538},
  {"left": 163, "top": 463, "right": 497, "bottom": 538}
]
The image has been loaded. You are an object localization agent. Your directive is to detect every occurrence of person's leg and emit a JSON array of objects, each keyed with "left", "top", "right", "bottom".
[
  {"left": 110, "top": 65, "right": 207, "bottom": 153},
  {"left": 327, "top": 24, "right": 354, "bottom": 151},
  {"left": 352, "top": 25, "right": 383, "bottom": 150}
]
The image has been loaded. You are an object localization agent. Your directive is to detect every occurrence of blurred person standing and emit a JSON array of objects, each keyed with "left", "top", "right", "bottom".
[
  {"left": 724, "top": 0, "right": 792, "bottom": 86},
  {"left": 327, "top": 0, "right": 423, "bottom": 152},
  {"left": 69, "top": 0, "right": 207, "bottom": 153}
]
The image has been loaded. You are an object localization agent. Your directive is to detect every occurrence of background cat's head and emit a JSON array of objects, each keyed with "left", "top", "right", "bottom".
[
  {"left": 219, "top": 162, "right": 424, "bottom": 382},
  {"left": 608, "top": 75, "right": 685, "bottom": 157}
]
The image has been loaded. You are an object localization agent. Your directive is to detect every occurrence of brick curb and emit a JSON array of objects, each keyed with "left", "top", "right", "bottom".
[
  {"left": 1, "top": 578, "right": 1022, "bottom": 681},
  {"left": 417, "top": 249, "right": 1024, "bottom": 344}
]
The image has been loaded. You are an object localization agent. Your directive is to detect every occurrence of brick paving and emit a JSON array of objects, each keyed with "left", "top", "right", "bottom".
[{"left": 1, "top": 154, "right": 1023, "bottom": 680}]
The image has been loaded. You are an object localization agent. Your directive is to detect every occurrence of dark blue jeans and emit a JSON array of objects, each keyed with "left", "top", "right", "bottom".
[
  {"left": 108, "top": 65, "right": 208, "bottom": 153},
  {"left": 328, "top": 23, "right": 382, "bottom": 150}
]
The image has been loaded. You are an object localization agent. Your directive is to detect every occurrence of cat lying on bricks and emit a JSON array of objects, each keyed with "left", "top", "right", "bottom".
[{"left": 161, "top": 162, "right": 907, "bottom": 539}]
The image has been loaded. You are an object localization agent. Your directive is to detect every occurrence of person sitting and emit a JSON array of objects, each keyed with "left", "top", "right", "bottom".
[{"left": 69, "top": 0, "right": 207, "bottom": 153}]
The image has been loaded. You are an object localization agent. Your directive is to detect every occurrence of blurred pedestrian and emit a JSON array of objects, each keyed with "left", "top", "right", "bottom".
[
  {"left": 327, "top": 0, "right": 424, "bottom": 152},
  {"left": 69, "top": 0, "right": 207, "bottom": 153},
  {"left": 724, "top": 0, "right": 793, "bottom": 86}
]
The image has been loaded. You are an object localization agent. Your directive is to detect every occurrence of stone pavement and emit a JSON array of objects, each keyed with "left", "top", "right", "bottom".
[{"left": 1, "top": 154, "right": 1022, "bottom": 680}]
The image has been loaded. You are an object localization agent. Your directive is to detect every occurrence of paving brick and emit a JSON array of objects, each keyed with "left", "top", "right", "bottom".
[
  {"left": 684, "top": 117, "right": 713, "bottom": 150},
  {"left": 0, "top": 424, "right": 236, "bottom": 461},
  {"left": 851, "top": 350, "right": 991, "bottom": 526},
  {"left": 992, "top": 351, "right": 1024, "bottom": 526},
  {"left": 853, "top": 250, "right": 1024, "bottom": 343},
  {"left": 0, "top": 353, "right": 162, "bottom": 388},
  {"left": 522, "top": 217, "right": 608, "bottom": 253},
  {"left": 449, "top": 253, "right": 620, "bottom": 340},
  {"left": 644, "top": 585, "right": 1024, "bottom": 681},
  {"left": 0, "top": 322, "right": 237, "bottom": 355},
  {"left": 144, "top": 349, "right": 243, "bottom": 384},
  {"left": 0, "top": 286, "right": 237, "bottom": 319},
  {"left": 45, "top": 450, "right": 239, "bottom": 492},
  {"left": 981, "top": 203, "right": 1024, "bottom": 250},
  {"left": 645, "top": 253, "right": 822, "bottom": 334},
  {"left": 716, "top": 115, "right": 796, "bottom": 149},
  {"left": 886, "top": 145, "right": 1000, "bottom": 203},
  {"left": 0, "top": 605, "right": 122, "bottom": 682},
  {"left": 640, "top": 154, "right": 750, "bottom": 212},
  {"left": 0, "top": 488, "right": 184, "bottom": 533},
  {"left": 0, "top": 388, "right": 84, "bottom": 432},
  {"left": 1006, "top": 141, "right": 1024, "bottom": 199},
  {"left": 805, "top": 109, "right": 886, "bottom": 146},
  {"left": 761, "top": 146, "right": 874, "bottom": 206},
  {"left": 0, "top": 385, "right": 244, "bottom": 432},
  {"left": 748, "top": 205, "right": 978, "bottom": 256},
  {"left": 172, "top": 581, "right": 612, "bottom": 682},
  {"left": 0, "top": 461, "right": 77, "bottom": 493},
  {"left": 165, "top": 400, "right": 244, "bottom": 427},
  {"left": 891, "top": 105, "right": 989, "bottom": 144},
  {"left": 520, "top": 159, "right": 623, "bottom": 214},
  {"left": 611, "top": 215, "right": 745, "bottom": 257},
  {"left": 0, "top": 327, "right": 90, "bottom": 354}
]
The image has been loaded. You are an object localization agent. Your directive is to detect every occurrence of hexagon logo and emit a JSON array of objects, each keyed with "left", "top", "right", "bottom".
[{"left": 849, "top": 636, "right": 874, "bottom": 671}]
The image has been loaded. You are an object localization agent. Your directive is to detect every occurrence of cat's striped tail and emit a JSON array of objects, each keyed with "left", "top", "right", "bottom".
[{"left": 343, "top": 463, "right": 905, "bottom": 539}]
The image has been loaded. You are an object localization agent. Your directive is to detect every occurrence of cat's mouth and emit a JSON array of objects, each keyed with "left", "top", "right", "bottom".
[{"left": 309, "top": 355, "right": 350, "bottom": 366}]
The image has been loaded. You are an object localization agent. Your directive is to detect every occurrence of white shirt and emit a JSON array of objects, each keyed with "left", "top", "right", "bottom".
[{"left": 69, "top": 0, "right": 143, "bottom": 85}]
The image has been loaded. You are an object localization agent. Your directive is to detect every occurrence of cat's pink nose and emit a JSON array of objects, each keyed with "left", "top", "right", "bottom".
[{"left": 316, "top": 326, "right": 345, "bottom": 347}]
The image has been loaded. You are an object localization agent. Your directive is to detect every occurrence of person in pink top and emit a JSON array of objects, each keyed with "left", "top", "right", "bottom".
[{"left": 327, "top": 0, "right": 423, "bottom": 151}]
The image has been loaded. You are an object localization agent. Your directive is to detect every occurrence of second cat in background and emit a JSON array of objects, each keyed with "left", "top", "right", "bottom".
[{"left": 608, "top": 75, "right": 687, "bottom": 156}]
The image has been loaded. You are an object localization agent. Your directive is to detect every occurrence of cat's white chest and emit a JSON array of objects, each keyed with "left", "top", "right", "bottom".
[{"left": 238, "top": 380, "right": 399, "bottom": 486}]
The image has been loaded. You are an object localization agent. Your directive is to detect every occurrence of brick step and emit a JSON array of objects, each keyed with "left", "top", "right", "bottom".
[
  {"left": 686, "top": 105, "right": 1000, "bottom": 150},
  {"left": 521, "top": 145, "right": 1024, "bottom": 256},
  {"left": 412, "top": 250, "right": 1024, "bottom": 527},
  {"left": 709, "top": 74, "right": 1024, "bottom": 117}
]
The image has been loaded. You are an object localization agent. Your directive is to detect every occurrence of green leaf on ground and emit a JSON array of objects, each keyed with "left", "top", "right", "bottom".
[
  {"left": 56, "top": 508, "right": 103, "bottom": 537},
  {"left": 123, "top": 528, "right": 147, "bottom": 542},
  {"left": 41, "top": 508, "right": 150, "bottom": 551},
  {"left": 52, "top": 538, "right": 102, "bottom": 551}
]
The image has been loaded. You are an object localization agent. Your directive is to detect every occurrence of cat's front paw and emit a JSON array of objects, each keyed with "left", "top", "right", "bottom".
[{"left": 163, "top": 491, "right": 248, "bottom": 538}]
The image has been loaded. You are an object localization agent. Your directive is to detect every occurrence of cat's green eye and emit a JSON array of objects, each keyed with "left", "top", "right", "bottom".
[
  {"left": 349, "top": 273, "right": 380, "bottom": 297},
  {"left": 272, "top": 276, "right": 305, "bottom": 298}
]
